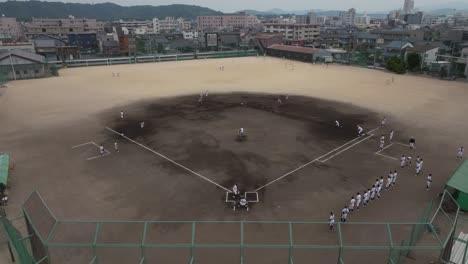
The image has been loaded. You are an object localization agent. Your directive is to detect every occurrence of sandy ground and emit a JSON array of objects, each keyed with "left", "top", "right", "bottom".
[{"left": 1, "top": 57, "right": 468, "bottom": 263}]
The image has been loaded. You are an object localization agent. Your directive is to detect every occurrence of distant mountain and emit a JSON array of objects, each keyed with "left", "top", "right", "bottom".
[
  {"left": 421, "top": 1, "right": 468, "bottom": 12},
  {"left": 427, "top": 8, "right": 468, "bottom": 15},
  {"left": 0, "top": 1, "right": 222, "bottom": 20}
]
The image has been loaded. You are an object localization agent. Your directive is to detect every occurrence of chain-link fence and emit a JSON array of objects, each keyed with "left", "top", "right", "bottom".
[{"left": 1, "top": 190, "right": 460, "bottom": 264}]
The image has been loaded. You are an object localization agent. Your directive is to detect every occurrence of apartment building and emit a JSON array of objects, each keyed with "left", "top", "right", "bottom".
[
  {"left": 153, "top": 17, "right": 192, "bottom": 33},
  {"left": 197, "top": 13, "right": 260, "bottom": 30},
  {"left": 0, "top": 17, "right": 22, "bottom": 40},
  {"left": 24, "top": 18, "right": 102, "bottom": 37},
  {"left": 264, "top": 23, "right": 320, "bottom": 42}
]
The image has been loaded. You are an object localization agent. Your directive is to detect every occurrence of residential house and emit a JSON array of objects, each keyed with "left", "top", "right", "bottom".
[
  {"left": 98, "top": 34, "right": 121, "bottom": 57},
  {"left": 383, "top": 40, "right": 414, "bottom": 59},
  {"left": 405, "top": 44, "right": 439, "bottom": 69},
  {"left": 254, "top": 34, "right": 284, "bottom": 53},
  {"left": 355, "top": 33, "right": 385, "bottom": 50},
  {"left": 31, "top": 34, "right": 79, "bottom": 61},
  {"left": 0, "top": 49, "right": 47, "bottom": 80}
]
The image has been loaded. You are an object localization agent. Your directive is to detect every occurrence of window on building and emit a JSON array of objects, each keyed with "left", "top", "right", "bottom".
[
  {"left": 15, "top": 71, "right": 20, "bottom": 75},
  {"left": 24, "top": 70, "right": 28, "bottom": 74},
  {"left": 35, "top": 70, "right": 39, "bottom": 74},
  {"left": 42, "top": 28, "right": 46, "bottom": 32}
]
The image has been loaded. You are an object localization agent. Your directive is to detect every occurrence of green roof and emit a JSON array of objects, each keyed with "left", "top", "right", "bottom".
[
  {"left": 447, "top": 160, "right": 468, "bottom": 193},
  {"left": 0, "top": 153, "right": 9, "bottom": 185}
]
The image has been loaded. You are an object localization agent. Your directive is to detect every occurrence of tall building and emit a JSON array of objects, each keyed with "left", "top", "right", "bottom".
[
  {"left": 340, "top": 8, "right": 356, "bottom": 26},
  {"left": 355, "top": 12, "right": 370, "bottom": 25},
  {"left": 197, "top": 13, "right": 259, "bottom": 30},
  {"left": 295, "top": 15, "right": 308, "bottom": 24},
  {"left": 404, "top": 12, "right": 423, "bottom": 25},
  {"left": 0, "top": 17, "right": 22, "bottom": 40},
  {"left": 308, "top": 12, "right": 317, "bottom": 24},
  {"left": 264, "top": 23, "right": 320, "bottom": 42},
  {"left": 403, "top": 0, "right": 415, "bottom": 14}
]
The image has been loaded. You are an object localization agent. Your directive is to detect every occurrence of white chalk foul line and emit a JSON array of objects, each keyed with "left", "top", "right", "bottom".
[
  {"left": 72, "top": 142, "right": 93, "bottom": 149},
  {"left": 87, "top": 151, "right": 111, "bottom": 161},
  {"left": 255, "top": 133, "right": 375, "bottom": 192},
  {"left": 105, "top": 127, "right": 230, "bottom": 192},
  {"left": 395, "top": 142, "right": 411, "bottom": 147},
  {"left": 320, "top": 134, "right": 374, "bottom": 162},
  {"left": 376, "top": 152, "right": 399, "bottom": 161},
  {"left": 375, "top": 143, "right": 394, "bottom": 154}
]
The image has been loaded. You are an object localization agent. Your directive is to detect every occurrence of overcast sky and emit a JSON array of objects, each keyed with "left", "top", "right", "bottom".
[{"left": 5, "top": 0, "right": 468, "bottom": 12}]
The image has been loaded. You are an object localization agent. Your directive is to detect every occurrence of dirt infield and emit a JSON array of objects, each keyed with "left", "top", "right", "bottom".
[{"left": 1, "top": 57, "right": 468, "bottom": 263}]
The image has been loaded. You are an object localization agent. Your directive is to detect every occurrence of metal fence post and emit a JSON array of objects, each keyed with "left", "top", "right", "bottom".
[
  {"left": 93, "top": 223, "right": 100, "bottom": 264},
  {"left": 240, "top": 222, "right": 244, "bottom": 264},
  {"left": 141, "top": 222, "right": 148, "bottom": 264},
  {"left": 190, "top": 222, "right": 196, "bottom": 263},
  {"left": 386, "top": 223, "right": 394, "bottom": 264},
  {"left": 289, "top": 222, "right": 293, "bottom": 264},
  {"left": 337, "top": 223, "right": 343, "bottom": 264}
]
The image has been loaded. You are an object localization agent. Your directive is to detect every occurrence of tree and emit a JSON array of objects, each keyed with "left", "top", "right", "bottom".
[
  {"left": 407, "top": 53, "right": 422, "bottom": 71},
  {"left": 386, "top": 56, "right": 407, "bottom": 74}
]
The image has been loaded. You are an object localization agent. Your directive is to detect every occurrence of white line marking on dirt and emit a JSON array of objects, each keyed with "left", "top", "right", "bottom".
[
  {"left": 255, "top": 132, "right": 375, "bottom": 192},
  {"left": 395, "top": 142, "right": 411, "bottom": 147},
  {"left": 106, "top": 127, "right": 230, "bottom": 192},
  {"left": 72, "top": 142, "right": 93, "bottom": 148},
  {"left": 376, "top": 152, "right": 399, "bottom": 161},
  {"left": 320, "top": 134, "right": 374, "bottom": 162},
  {"left": 375, "top": 143, "right": 394, "bottom": 154},
  {"left": 87, "top": 150, "right": 111, "bottom": 161}
]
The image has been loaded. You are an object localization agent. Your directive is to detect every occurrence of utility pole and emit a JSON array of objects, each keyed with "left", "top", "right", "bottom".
[{"left": 9, "top": 53, "right": 16, "bottom": 81}]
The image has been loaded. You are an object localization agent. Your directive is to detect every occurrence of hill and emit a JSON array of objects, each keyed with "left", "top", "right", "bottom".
[{"left": 0, "top": 1, "right": 222, "bottom": 20}]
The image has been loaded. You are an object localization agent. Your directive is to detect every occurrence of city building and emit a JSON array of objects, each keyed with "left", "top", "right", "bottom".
[
  {"left": 440, "top": 28, "right": 468, "bottom": 44},
  {"left": 295, "top": 15, "right": 308, "bottom": 24},
  {"left": 116, "top": 20, "right": 153, "bottom": 35},
  {"left": 0, "top": 17, "right": 22, "bottom": 40},
  {"left": 67, "top": 33, "right": 98, "bottom": 54},
  {"left": 254, "top": 33, "right": 284, "bottom": 53},
  {"left": 98, "top": 34, "right": 121, "bottom": 57},
  {"left": 266, "top": 44, "right": 319, "bottom": 61},
  {"left": 371, "top": 29, "right": 425, "bottom": 41},
  {"left": 153, "top": 17, "right": 192, "bottom": 33},
  {"left": 197, "top": 13, "right": 260, "bottom": 30},
  {"left": 405, "top": 44, "right": 439, "bottom": 68},
  {"left": 264, "top": 23, "right": 320, "bottom": 43},
  {"left": 354, "top": 12, "right": 370, "bottom": 25},
  {"left": 403, "top": 0, "right": 415, "bottom": 14},
  {"left": 24, "top": 18, "right": 101, "bottom": 37},
  {"left": 0, "top": 49, "right": 47, "bottom": 80},
  {"left": 0, "top": 42, "right": 35, "bottom": 53},
  {"left": 404, "top": 12, "right": 424, "bottom": 25},
  {"left": 340, "top": 8, "right": 356, "bottom": 26},
  {"left": 383, "top": 40, "right": 414, "bottom": 59},
  {"left": 355, "top": 33, "right": 385, "bottom": 49},
  {"left": 308, "top": 12, "right": 317, "bottom": 24},
  {"left": 181, "top": 31, "right": 199, "bottom": 40},
  {"left": 316, "top": 16, "right": 327, "bottom": 25}
]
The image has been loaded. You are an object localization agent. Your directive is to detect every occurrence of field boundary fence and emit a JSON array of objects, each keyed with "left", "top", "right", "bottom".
[
  {"left": 47, "top": 50, "right": 258, "bottom": 68},
  {"left": 0, "top": 190, "right": 460, "bottom": 264}
]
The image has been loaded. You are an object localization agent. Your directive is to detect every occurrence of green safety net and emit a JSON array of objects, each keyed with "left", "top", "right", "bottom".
[{"left": 0, "top": 153, "right": 9, "bottom": 185}]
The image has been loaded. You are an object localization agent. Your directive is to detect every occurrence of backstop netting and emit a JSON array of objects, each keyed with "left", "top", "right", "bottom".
[{"left": 1, "top": 190, "right": 460, "bottom": 264}]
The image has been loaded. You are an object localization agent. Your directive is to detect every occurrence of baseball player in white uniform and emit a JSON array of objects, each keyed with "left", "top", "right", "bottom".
[
  {"left": 356, "top": 192, "right": 362, "bottom": 211},
  {"left": 349, "top": 196, "right": 356, "bottom": 213},
  {"left": 458, "top": 147, "right": 464, "bottom": 159}
]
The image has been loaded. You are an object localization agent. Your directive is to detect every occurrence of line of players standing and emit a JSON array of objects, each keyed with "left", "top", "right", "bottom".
[{"left": 329, "top": 117, "right": 465, "bottom": 231}]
